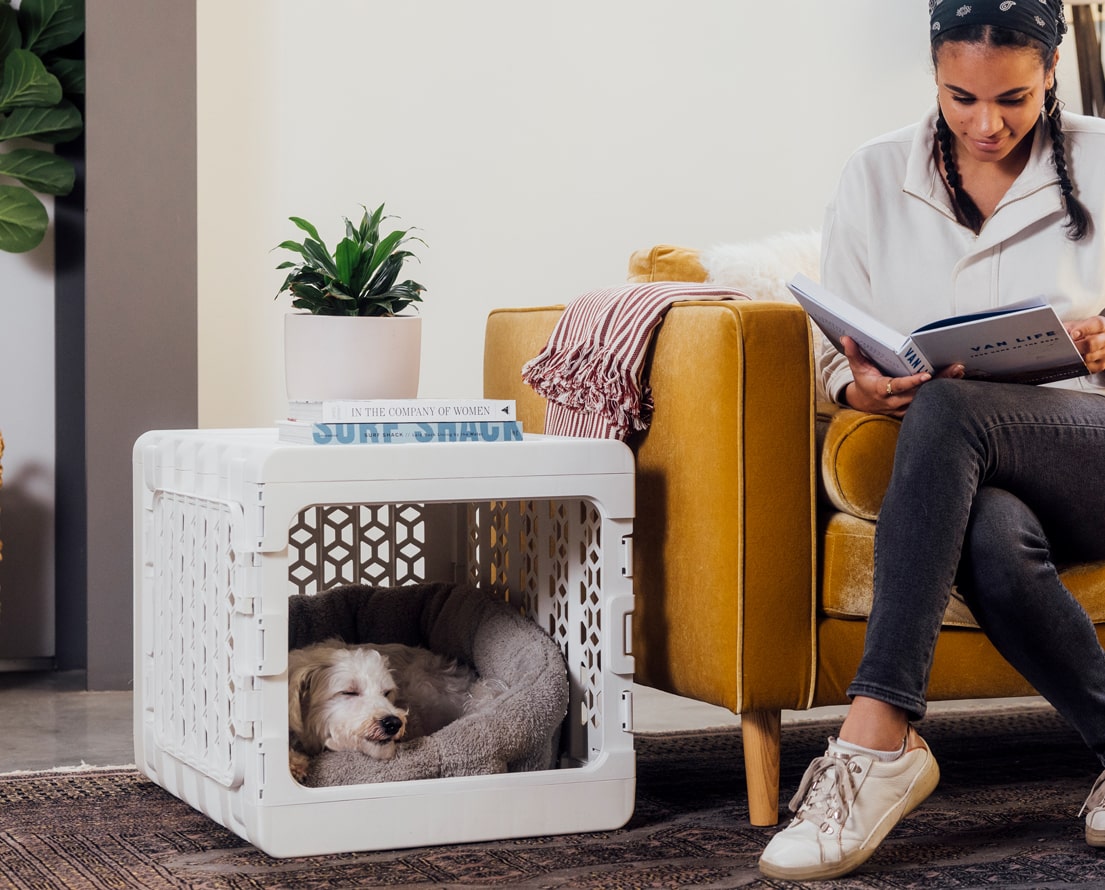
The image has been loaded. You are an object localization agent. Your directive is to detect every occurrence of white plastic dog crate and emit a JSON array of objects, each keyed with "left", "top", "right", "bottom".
[{"left": 133, "top": 428, "right": 636, "bottom": 858}]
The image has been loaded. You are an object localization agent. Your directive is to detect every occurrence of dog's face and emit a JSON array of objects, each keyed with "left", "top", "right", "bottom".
[{"left": 288, "top": 643, "right": 408, "bottom": 760}]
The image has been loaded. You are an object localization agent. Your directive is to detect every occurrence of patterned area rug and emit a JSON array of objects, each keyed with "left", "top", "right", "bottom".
[{"left": 2, "top": 704, "right": 1104, "bottom": 889}]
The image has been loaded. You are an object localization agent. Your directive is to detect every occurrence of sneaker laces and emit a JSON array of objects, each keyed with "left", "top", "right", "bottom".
[
  {"left": 787, "top": 749, "right": 863, "bottom": 832},
  {"left": 1079, "top": 768, "right": 1105, "bottom": 817}
]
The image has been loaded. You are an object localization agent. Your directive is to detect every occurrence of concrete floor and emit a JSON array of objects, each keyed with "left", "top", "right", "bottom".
[
  {"left": 0, "top": 671, "right": 748, "bottom": 773},
  {"left": 0, "top": 669, "right": 1045, "bottom": 774},
  {"left": 0, "top": 671, "right": 135, "bottom": 771}
]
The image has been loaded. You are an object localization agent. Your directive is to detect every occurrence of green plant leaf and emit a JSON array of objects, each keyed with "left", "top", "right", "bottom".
[
  {"left": 385, "top": 281, "right": 425, "bottom": 315},
  {"left": 277, "top": 267, "right": 326, "bottom": 298},
  {"left": 0, "top": 6, "right": 21, "bottom": 62},
  {"left": 298, "top": 236, "right": 338, "bottom": 278},
  {"left": 0, "top": 100, "right": 81, "bottom": 142},
  {"left": 365, "top": 252, "right": 404, "bottom": 296},
  {"left": 289, "top": 281, "right": 327, "bottom": 304},
  {"left": 342, "top": 243, "right": 372, "bottom": 296},
  {"left": 0, "top": 48, "right": 61, "bottom": 109},
  {"left": 334, "top": 237, "right": 359, "bottom": 288},
  {"left": 19, "top": 0, "right": 84, "bottom": 55},
  {"left": 288, "top": 215, "right": 323, "bottom": 244},
  {"left": 47, "top": 57, "right": 82, "bottom": 95},
  {"left": 393, "top": 280, "right": 425, "bottom": 299},
  {"left": 368, "top": 229, "right": 406, "bottom": 276},
  {"left": 0, "top": 146, "right": 73, "bottom": 194},
  {"left": 0, "top": 183, "right": 48, "bottom": 252},
  {"left": 362, "top": 203, "right": 384, "bottom": 243}
]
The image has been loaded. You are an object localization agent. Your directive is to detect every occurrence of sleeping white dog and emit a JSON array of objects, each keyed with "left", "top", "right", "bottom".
[{"left": 286, "top": 639, "right": 502, "bottom": 782}]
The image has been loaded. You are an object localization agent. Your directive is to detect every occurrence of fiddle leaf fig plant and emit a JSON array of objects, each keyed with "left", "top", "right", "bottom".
[
  {"left": 0, "top": 0, "right": 84, "bottom": 253},
  {"left": 274, "top": 203, "right": 427, "bottom": 317}
]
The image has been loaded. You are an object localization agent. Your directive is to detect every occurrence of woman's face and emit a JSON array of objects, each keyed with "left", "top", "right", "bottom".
[{"left": 934, "top": 41, "right": 1057, "bottom": 167}]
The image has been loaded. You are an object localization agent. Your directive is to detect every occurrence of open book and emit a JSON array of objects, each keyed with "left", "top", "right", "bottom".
[{"left": 786, "top": 274, "right": 1088, "bottom": 385}]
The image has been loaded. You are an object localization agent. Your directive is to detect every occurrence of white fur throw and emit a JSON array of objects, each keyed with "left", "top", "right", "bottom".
[
  {"left": 701, "top": 231, "right": 826, "bottom": 401},
  {"left": 700, "top": 230, "right": 821, "bottom": 301}
]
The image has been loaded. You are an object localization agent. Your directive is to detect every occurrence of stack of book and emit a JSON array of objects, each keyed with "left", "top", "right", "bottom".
[{"left": 278, "top": 398, "right": 522, "bottom": 445}]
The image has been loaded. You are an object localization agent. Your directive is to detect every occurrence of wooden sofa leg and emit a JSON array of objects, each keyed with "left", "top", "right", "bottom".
[{"left": 742, "top": 708, "right": 782, "bottom": 826}]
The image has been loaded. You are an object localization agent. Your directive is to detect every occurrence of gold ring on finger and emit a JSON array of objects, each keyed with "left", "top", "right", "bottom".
[{"left": 886, "top": 379, "right": 894, "bottom": 397}]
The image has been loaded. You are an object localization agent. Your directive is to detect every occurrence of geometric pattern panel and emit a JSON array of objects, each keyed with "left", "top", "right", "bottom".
[
  {"left": 149, "top": 492, "right": 238, "bottom": 788},
  {"left": 287, "top": 503, "right": 426, "bottom": 595},
  {"left": 461, "top": 498, "right": 604, "bottom": 762},
  {"left": 577, "top": 501, "right": 604, "bottom": 736}
]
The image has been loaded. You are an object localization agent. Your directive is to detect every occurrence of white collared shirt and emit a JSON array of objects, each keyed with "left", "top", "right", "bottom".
[{"left": 820, "top": 106, "right": 1105, "bottom": 403}]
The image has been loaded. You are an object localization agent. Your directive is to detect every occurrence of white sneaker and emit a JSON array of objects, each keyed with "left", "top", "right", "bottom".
[
  {"left": 1080, "top": 768, "right": 1105, "bottom": 846},
  {"left": 758, "top": 733, "right": 940, "bottom": 881}
]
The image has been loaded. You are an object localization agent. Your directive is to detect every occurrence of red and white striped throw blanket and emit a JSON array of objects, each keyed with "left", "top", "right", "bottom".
[{"left": 521, "top": 282, "right": 747, "bottom": 440}]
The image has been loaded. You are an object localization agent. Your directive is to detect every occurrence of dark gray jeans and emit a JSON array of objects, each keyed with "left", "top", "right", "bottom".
[{"left": 847, "top": 379, "right": 1105, "bottom": 766}]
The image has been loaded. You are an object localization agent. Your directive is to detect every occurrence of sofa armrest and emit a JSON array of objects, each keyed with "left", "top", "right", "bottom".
[
  {"left": 482, "top": 306, "right": 563, "bottom": 433},
  {"left": 483, "top": 300, "right": 817, "bottom": 715}
]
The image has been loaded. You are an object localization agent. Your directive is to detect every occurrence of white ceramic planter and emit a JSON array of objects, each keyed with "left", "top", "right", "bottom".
[{"left": 284, "top": 313, "right": 422, "bottom": 401}]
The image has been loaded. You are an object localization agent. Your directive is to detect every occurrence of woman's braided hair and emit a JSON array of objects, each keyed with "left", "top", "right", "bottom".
[{"left": 931, "top": 13, "right": 1090, "bottom": 241}]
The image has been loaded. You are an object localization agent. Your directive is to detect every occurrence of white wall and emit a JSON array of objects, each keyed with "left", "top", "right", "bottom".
[
  {"left": 0, "top": 213, "right": 55, "bottom": 663},
  {"left": 196, "top": 1, "right": 1084, "bottom": 427}
]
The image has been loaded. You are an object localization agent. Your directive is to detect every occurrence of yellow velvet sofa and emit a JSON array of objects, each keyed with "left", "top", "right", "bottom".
[{"left": 482, "top": 244, "right": 1105, "bottom": 826}]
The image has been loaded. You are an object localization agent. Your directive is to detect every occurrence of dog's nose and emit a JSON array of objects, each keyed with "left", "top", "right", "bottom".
[{"left": 380, "top": 715, "right": 403, "bottom": 737}]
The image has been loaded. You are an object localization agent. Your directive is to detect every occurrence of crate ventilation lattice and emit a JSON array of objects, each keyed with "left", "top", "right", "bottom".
[{"left": 149, "top": 491, "right": 239, "bottom": 787}]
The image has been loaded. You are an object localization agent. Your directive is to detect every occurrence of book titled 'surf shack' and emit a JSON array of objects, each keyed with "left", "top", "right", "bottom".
[
  {"left": 278, "top": 419, "right": 524, "bottom": 445},
  {"left": 787, "top": 273, "right": 1088, "bottom": 385}
]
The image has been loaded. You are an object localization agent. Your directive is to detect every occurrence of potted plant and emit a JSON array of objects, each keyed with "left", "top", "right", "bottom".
[
  {"left": 275, "top": 203, "right": 427, "bottom": 401},
  {"left": 0, "top": 0, "right": 84, "bottom": 254}
]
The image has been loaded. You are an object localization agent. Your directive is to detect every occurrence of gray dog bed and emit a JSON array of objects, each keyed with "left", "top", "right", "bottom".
[{"left": 287, "top": 582, "right": 570, "bottom": 786}]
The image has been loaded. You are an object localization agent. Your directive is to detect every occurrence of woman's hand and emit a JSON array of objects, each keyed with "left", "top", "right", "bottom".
[
  {"left": 840, "top": 336, "right": 964, "bottom": 417},
  {"left": 1066, "top": 316, "right": 1105, "bottom": 374}
]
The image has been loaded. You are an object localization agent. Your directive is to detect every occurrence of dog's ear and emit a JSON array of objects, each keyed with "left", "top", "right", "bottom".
[{"left": 287, "top": 656, "right": 321, "bottom": 745}]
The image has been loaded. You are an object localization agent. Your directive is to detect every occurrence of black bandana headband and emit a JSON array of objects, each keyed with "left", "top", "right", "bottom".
[{"left": 929, "top": 0, "right": 1063, "bottom": 49}]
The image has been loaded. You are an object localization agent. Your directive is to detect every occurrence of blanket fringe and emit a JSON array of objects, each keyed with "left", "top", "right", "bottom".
[{"left": 523, "top": 344, "right": 650, "bottom": 436}]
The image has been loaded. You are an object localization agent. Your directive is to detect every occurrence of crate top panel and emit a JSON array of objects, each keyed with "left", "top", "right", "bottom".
[{"left": 134, "top": 429, "right": 635, "bottom": 489}]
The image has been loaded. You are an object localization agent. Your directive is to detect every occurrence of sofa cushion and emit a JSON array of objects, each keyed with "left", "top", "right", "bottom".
[
  {"left": 821, "top": 512, "right": 1105, "bottom": 628},
  {"left": 819, "top": 407, "right": 899, "bottom": 521},
  {"left": 822, "top": 513, "right": 978, "bottom": 628},
  {"left": 627, "top": 244, "right": 708, "bottom": 283}
]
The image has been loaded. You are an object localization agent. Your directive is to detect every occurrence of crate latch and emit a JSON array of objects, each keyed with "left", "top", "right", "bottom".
[
  {"left": 607, "top": 594, "right": 635, "bottom": 676},
  {"left": 230, "top": 679, "right": 259, "bottom": 744},
  {"left": 620, "top": 689, "right": 634, "bottom": 733}
]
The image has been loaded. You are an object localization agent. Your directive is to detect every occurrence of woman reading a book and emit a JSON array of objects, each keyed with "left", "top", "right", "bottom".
[{"left": 760, "top": 1, "right": 1105, "bottom": 881}]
